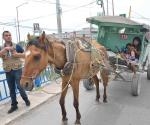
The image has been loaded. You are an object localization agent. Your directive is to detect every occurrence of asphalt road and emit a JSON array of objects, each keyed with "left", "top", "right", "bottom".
[{"left": 11, "top": 73, "right": 150, "bottom": 125}]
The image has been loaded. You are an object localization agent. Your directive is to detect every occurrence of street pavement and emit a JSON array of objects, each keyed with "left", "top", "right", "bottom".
[
  {"left": 0, "top": 81, "right": 62, "bottom": 125},
  {"left": 3, "top": 73, "right": 150, "bottom": 125}
]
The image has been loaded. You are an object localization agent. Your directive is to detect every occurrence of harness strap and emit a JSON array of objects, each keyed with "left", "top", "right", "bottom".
[{"left": 64, "top": 40, "right": 75, "bottom": 63}]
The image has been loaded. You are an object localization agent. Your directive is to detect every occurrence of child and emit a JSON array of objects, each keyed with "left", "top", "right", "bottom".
[
  {"left": 121, "top": 43, "right": 138, "bottom": 78},
  {"left": 125, "top": 44, "right": 138, "bottom": 64}
]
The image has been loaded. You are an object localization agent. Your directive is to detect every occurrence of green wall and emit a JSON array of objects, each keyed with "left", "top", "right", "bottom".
[{"left": 97, "top": 27, "right": 143, "bottom": 52}]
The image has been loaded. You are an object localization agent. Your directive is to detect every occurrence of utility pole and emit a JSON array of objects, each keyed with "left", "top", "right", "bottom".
[
  {"left": 16, "top": 7, "right": 20, "bottom": 43},
  {"left": 102, "top": 0, "right": 105, "bottom": 16},
  {"left": 2, "top": 27, "right": 4, "bottom": 45},
  {"left": 16, "top": 2, "right": 28, "bottom": 43},
  {"left": 107, "top": 0, "right": 109, "bottom": 15},
  {"left": 97, "top": 0, "right": 105, "bottom": 16},
  {"left": 15, "top": 19, "right": 18, "bottom": 43},
  {"left": 56, "top": 0, "right": 62, "bottom": 38},
  {"left": 112, "top": 0, "right": 115, "bottom": 16},
  {"left": 128, "top": 6, "right": 131, "bottom": 19}
]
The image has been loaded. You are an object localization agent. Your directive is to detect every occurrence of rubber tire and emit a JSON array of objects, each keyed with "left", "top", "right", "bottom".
[
  {"left": 131, "top": 73, "right": 141, "bottom": 96},
  {"left": 83, "top": 79, "right": 94, "bottom": 90},
  {"left": 147, "top": 64, "right": 150, "bottom": 80}
]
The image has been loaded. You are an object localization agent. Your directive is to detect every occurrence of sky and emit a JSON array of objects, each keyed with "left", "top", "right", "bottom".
[{"left": 0, "top": 0, "right": 150, "bottom": 43}]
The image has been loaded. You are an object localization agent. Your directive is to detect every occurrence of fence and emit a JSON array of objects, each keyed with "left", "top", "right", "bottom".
[{"left": 0, "top": 66, "right": 60, "bottom": 101}]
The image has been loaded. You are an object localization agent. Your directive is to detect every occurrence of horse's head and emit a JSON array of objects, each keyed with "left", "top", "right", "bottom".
[{"left": 20, "top": 32, "right": 49, "bottom": 91}]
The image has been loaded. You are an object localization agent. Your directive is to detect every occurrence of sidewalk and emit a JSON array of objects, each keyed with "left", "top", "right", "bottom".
[{"left": 0, "top": 80, "right": 62, "bottom": 125}]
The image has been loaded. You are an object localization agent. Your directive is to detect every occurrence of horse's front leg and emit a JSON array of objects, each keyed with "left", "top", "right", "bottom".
[
  {"left": 101, "top": 70, "right": 109, "bottom": 103},
  {"left": 59, "top": 79, "right": 68, "bottom": 122},
  {"left": 92, "top": 75, "right": 100, "bottom": 101},
  {"left": 103, "top": 83, "right": 108, "bottom": 103},
  {"left": 71, "top": 79, "right": 81, "bottom": 124}
]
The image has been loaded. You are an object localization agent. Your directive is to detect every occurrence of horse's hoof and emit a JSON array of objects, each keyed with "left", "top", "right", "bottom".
[
  {"left": 103, "top": 99, "right": 108, "bottom": 103},
  {"left": 61, "top": 120, "right": 68, "bottom": 125},
  {"left": 95, "top": 98, "right": 99, "bottom": 102},
  {"left": 75, "top": 120, "right": 81, "bottom": 125},
  {"left": 62, "top": 117, "right": 68, "bottom": 121}
]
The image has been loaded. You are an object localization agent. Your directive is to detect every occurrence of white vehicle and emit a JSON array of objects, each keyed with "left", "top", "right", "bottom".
[{"left": 140, "top": 32, "right": 150, "bottom": 80}]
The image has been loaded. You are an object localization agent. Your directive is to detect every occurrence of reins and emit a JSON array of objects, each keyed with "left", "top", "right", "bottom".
[
  {"left": 23, "top": 36, "right": 114, "bottom": 95},
  {"left": 50, "top": 39, "right": 80, "bottom": 93}
]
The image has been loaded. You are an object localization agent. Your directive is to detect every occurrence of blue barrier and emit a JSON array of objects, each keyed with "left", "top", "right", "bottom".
[
  {"left": 35, "top": 76, "right": 41, "bottom": 87},
  {"left": 0, "top": 78, "right": 9, "bottom": 101},
  {"left": 0, "top": 66, "right": 59, "bottom": 101}
]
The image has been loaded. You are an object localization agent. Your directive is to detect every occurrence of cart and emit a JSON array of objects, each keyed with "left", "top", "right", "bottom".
[{"left": 83, "top": 16, "right": 149, "bottom": 96}]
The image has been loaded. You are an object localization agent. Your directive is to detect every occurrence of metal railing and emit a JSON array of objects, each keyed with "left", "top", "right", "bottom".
[
  {"left": 0, "top": 71, "right": 8, "bottom": 101},
  {"left": 0, "top": 66, "right": 60, "bottom": 101}
]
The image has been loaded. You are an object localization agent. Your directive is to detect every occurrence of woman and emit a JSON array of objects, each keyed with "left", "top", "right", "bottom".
[
  {"left": 129, "top": 37, "right": 142, "bottom": 77},
  {"left": 121, "top": 37, "right": 141, "bottom": 77},
  {"left": 132, "top": 37, "right": 142, "bottom": 59}
]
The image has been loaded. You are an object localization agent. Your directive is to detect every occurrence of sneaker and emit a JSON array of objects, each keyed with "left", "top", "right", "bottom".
[
  {"left": 25, "top": 100, "right": 30, "bottom": 106},
  {"left": 8, "top": 106, "right": 18, "bottom": 114}
]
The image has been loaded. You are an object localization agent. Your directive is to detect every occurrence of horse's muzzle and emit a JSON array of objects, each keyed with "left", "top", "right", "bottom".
[{"left": 21, "top": 80, "right": 34, "bottom": 91}]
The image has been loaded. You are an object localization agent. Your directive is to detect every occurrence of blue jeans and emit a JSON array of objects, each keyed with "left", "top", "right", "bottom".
[{"left": 6, "top": 68, "right": 28, "bottom": 106}]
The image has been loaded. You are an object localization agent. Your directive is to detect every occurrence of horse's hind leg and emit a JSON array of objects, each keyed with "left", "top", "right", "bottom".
[
  {"left": 92, "top": 75, "right": 100, "bottom": 101},
  {"left": 71, "top": 79, "right": 81, "bottom": 124},
  {"left": 59, "top": 79, "right": 68, "bottom": 122},
  {"left": 101, "top": 70, "right": 109, "bottom": 103}
]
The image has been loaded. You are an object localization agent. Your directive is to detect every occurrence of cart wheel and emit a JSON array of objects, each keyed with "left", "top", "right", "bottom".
[
  {"left": 147, "top": 64, "right": 150, "bottom": 80},
  {"left": 131, "top": 73, "right": 141, "bottom": 96},
  {"left": 83, "top": 79, "right": 94, "bottom": 90}
]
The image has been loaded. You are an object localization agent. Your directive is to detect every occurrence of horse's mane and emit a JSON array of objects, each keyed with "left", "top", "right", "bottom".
[
  {"left": 26, "top": 37, "right": 47, "bottom": 51},
  {"left": 46, "top": 35, "right": 66, "bottom": 46},
  {"left": 46, "top": 35, "right": 59, "bottom": 42},
  {"left": 26, "top": 35, "right": 65, "bottom": 51}
]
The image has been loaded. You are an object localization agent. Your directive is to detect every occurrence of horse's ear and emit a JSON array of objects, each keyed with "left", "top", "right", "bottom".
[
  {"left": 39, "top": 31, "right": 46, "bottom": 42},
  {"left": 27, "top": 33, "right": 31, "bottom": 41}
]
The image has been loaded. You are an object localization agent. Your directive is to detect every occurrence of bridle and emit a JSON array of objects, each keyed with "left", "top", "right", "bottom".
[
  {"left": 21, "top": 70, "right": 38, "bottom": 81},
  {"left": 21, "top": 36, "right": 57, "bottom": 81},
  {"left": 21, "top": 34, "right": 68, "bottom": 82}
]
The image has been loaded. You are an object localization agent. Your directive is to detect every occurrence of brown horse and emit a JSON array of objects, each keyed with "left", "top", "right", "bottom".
[{"left": 20, "top": 32, "right": 110, "bottom": 124}]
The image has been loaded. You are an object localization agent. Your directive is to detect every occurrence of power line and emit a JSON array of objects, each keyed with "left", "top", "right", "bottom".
[
  {"left": 0, "top": 21, "right": 75, "bottom": 32},
  {"left": 0, "top": 1, "right": 97, "bottom": 33},
  {"left": 19, "top": 13, "right": 56, "bottom": 23},
  {"left": 10, "top": 0, "right": 97, "bottom": 24},
  {"left": 132, "top": 10, "right": 147, "bottom": 19},
  {"left": 131, "top": 17, "right": 150, "bottom": 21},
  {"left": 131, "top": 10, "right": 150, "bottom": 23},
  {"left": 0, "top": 1, "right": 96, "bottom": 25},
  {"left": 26, "top": 0, "right": 77, "bottom": 7},
  {"left": 0, "top": 21, "right": 15, "bottom": 26},
  {"left": 62, "top": 1, "right": 96, "bottom": 13}
]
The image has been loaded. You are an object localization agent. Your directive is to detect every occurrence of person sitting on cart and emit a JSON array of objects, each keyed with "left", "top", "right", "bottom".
[
  {"left": 120, "top": 43, "right": 138, "bottom": 77},
  {"left": 121, "top": 37, "right": 141, "bottom": 77},
  {"left": 121, "top": 37, "right": 141, "bottom": 61},
  {"left": 121, "top": 43, "right": 138, "bottom": 64},
  {"left": 132, "top": 37, "right": 142, "bottom": 59}
]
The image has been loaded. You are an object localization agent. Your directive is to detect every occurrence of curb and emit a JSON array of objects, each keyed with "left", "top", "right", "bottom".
[{"left": 4, "top": 92, "right": 61, "bottom": 125}]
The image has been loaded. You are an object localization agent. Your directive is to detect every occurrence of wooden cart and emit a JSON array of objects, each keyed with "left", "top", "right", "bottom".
[{"left": 83, "top": 16, "right": 149, "bottom": 96}]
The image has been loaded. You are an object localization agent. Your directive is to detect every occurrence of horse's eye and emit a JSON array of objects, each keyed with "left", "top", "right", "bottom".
[{"left": 33, "top": 55, "right": 41, "bottom": 61}]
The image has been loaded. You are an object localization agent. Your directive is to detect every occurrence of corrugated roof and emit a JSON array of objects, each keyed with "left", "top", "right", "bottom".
[{"left": 86, "top": 16, "right": 142, "bottom": 26}]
